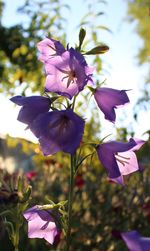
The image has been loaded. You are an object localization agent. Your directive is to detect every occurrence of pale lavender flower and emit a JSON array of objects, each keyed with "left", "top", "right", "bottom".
[
  {"left": 45, "top": 48, "right": 94, "bottom": 99},
  {"left": 23, "top": 205, "right": 59, "bottom": 245},
  {"left": 97, "top": 138, "right": 145, "bottom": 185},
  {"left": 37, "top": 38, "right": 65, "bottom": 63}
]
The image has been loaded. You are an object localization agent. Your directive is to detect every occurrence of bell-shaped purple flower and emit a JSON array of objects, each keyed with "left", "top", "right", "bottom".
[
  {"left": 10, "top": 95, "right": 51, "bottom": 125},
  {"left": 96, "top": 138, "right": 145, "bottom": 185},
  {"left": 23, "top": 205, "right": 59, "bottom": 245},
  {"left": 37, "top": 38, "right": 65, "bottom": 63},
  {"left": 30, "top": 109, "right": 85, "bottom": 155},
  {"left": 45, "top": 48, "right": 94, "bottom": 99},
  {"left": 94, "top": 87, "right": 130, "bottom": 122},
  {"left": 121, "top": 231, "right": 150, "bottom": 251}
]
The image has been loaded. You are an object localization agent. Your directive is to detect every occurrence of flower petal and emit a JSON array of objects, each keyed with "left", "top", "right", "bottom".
[
  {"left": 131, "top": 138, "right": 145, "bottom": 151},
  {"left": 117, "top": 151, "right": 139, "bottom": 176},
  {"left": 30, "top": 110, "right": 85, "bottom": 155},
  {"left": 140, "top": 238, "right": 150, "bottom": 251},
  {"left": 10, "top": 96, "right": 51, "bottom": 125},
  {"left": 109, "top": 176, "right": 124, "bottom": 185},
  {"left": 94, "top": 88, "right": 130, "bottom": 122},
  {"left": 44, "top": 49, "right": 94, "bottom": 99},
  {"left": 97, "top": 145, "right": 120, "bottom": 178},
  {"left": 97, "top": 138, "right": 145, "bottom": 181},
  {"left": 23, "top": 205, "right": 59, "bottom": 245},
  {"left": 121, "top": 231, "right": 142, "bottom": 251},
  {"left": 37, "top": 38, "right": 65, "bottom": 63}
]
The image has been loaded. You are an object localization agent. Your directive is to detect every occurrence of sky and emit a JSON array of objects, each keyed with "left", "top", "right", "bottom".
[{"left": 0, "top": 0, "right": 150, "bottom": 142}]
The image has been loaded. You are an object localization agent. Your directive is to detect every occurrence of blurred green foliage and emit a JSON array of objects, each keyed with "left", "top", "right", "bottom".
[{"left": 127, "top": 0, "right": 150, "bottom": 108}]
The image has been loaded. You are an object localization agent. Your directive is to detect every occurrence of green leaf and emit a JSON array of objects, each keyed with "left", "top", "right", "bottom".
[
  {"left": 75, "top": 151, "right": 96, "bottom": 171},
  {"left": 78, "top": 28, "right": 86, "bottom": 50},
  {"left": 17, "top": 176, "right": 22, "bottom": 192},
  {"left": 0, "top": 210, "right": 13, "bottom": 217},
  {"left": 21, "top": 185, "right": 32, "bottom": 202},
  {"left": 58, "top": 200, "right": 68, "bottom": 207},
  {"left": 96, "top": 25, "right": 112, "bottom": 33},
  {"left": 85, "top": 45, "right": 109, "bottom": 55}
]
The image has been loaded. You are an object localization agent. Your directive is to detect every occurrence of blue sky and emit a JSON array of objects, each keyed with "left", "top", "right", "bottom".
[{"left": 0, "top": 0, "right": 149, "bottom": 141}]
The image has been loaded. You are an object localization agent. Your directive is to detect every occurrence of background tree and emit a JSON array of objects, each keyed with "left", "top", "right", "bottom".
[{"left": 127, "top": 0, "right": 150, "bottom": 109}]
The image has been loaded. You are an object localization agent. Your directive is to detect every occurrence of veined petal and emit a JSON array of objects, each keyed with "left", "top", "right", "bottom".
[
  {"left": 23, "top": 205, "right": 59, "bottom": 245},
  {"left": 97, "top": 138, "right": 145, "bottom": 184},
  {"left": 117, "top": 151, "right": 139, "bottom": 176},
  {"left": 44, "top": 48, "right": 94, "bottom": 99},
  {"left": 45, "top": 73, "right": 79, "bottom": 99},
  {"left": 37, "top": 38, "right": 65, "bottom": 63}
]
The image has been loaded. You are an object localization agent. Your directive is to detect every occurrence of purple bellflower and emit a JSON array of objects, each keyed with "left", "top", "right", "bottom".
[
  {"left": 96, "top": 138, "right": 145, "bottom": 185},
  {"left": 121, "top": 231, "right": 150, "bottom": 251},
  {"left": 37, "top": 38, "right": 65, "bottom": 63},
  {"left": 94, "top": 87, "right": 130, "bottom": 122},
  {"left": 10, "top": 95, "right": 51, "bottom": 125},
  {"left": 23, "top": 205, "right": 59, "bottom": 245},
  {"left": 45, "top": 48, "right": 94, "bottom": 99},
  {"left": 30, "top": 109, "right": 85, "bottom": 155}
]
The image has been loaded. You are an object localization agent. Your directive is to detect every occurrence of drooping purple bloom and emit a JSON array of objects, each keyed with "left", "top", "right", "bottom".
[
  {"left": 37, "top": 38, "right": 65, "bottom": 63},
  {"left": 45, "top": 48, "right": 94, "bottom": 99},
  {"left": 96, "top": 138, "right": 145, "bottom": 185},
  {"left": 23, "top": 205, "right": 59, "bottom": 245},
  {"left": 10, "top": 96, "right": 51, "bottom": 125},
  {"left": 121, "top": 231, "right": 150, "bottom": 251},
  {"left": 30, "top": 109, "right": 85, "bottom": 155},
  {"left": 94, "top": 87, "right": 130, "bottom": 122}
]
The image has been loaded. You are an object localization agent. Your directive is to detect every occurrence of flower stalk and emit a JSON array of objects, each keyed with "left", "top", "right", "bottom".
[{"left": 66, "top": 154, "right": 75, "bottom": 251}]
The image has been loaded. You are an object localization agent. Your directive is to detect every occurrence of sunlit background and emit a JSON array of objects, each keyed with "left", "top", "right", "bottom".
[{"left": 0, "top": 0, "right": 150, "bottom": 142}]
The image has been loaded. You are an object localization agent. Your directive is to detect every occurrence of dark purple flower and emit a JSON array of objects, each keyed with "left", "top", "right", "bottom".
[
  {"left": 96, "top": 138, "right": 145, "bottom": 185},
  {"left": 10, "top": 96, "right": 51, "bottom": 125},
  {"left": 37, "top": 38, "right": 65, "bottom": 63},
  {"left": 23, "top": 205, "right": 59, "bottom": 245},
  {"left": 45, "top": 48, "right": 94, "bottom": 99},
  {"left": 30, "top": 109, "right": 85, "bottom": 155},
  {"left": 121, "top": 231, "right": 150, "bottom": 251},
  {"left": 94, "top": 87, "right": 130, "bottom": 122}
]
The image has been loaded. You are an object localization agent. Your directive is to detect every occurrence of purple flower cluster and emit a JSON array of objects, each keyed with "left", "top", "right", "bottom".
[
  {"left": 11, "top": 36, "right": 146, "bottom": 245},
  {"left": 11, "top": 36, "right": 145, "bottom": 184},
  {"left": 11, "top": 95, "right": 84, "bottom": 156}
]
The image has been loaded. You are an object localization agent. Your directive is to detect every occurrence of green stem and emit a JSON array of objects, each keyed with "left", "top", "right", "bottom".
[
  {"left": 14, "top": 245, "right": 19, "bottom": 251},
  {"left": 66, "top": 154, "right": 75, "bottom": 251},
  {"left": 14, "top": 222, "right": 20, "bottom": 251},
  {"left": 72, "top": 95, "right": 77, "bottom": 111}
]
